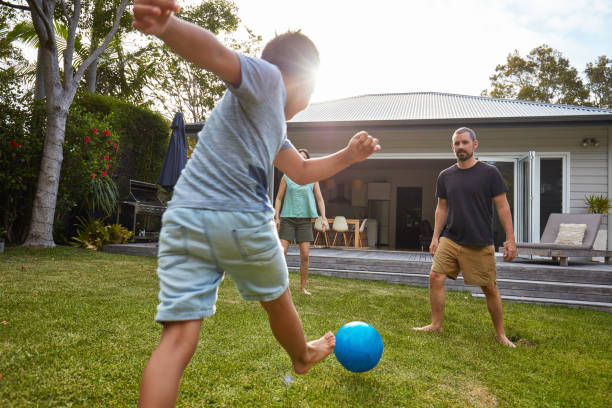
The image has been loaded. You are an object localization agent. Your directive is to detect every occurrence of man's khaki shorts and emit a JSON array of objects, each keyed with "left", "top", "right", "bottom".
[{"left": 432, "top": 237, "right": 497, "bottom": 286}]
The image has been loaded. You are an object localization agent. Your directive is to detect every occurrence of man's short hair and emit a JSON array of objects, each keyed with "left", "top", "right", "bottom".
[
  {"left": 453, "top": 127, "right": 477, "bottom": 141},
  {"left": 261, "top": 30, "right": 319, "bottom": 79}
]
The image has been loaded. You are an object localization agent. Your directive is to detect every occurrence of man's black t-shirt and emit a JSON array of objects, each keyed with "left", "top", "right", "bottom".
[{"left": 436, "top": 161, "right": 508, "bottom": 246}]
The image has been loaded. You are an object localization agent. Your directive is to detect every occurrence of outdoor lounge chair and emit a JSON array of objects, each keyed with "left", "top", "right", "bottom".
[{"left": 514, "top": 213, "right": 611, "bottom": 266}]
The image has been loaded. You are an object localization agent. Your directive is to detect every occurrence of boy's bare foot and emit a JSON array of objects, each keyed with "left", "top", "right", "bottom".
[
  {"left": 301, "top": 289, "right": 312, "bottom": 295},
  {"left": 293, "top": 332, "right": 335, "bottom": 374},
  {"left": 497, "top": 335, "right": 516, "bottom": 348},
  {"left": 412, "top": 324, "right": 442, "bottom": 332}
]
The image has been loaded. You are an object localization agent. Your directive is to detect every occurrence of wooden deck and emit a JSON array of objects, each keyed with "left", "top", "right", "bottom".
[{"left": 102, "top": 243, "right": 612, "bottom": 312}]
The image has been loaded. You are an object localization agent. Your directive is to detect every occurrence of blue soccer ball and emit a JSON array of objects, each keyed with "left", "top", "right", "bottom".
[{"left": 334, "top": 321, "right": 383, "bottom": 373}]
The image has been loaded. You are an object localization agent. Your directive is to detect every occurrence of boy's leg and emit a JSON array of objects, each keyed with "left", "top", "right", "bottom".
[
  {"left": 260, "top": 288, "right": 335, "bottom": 374},
  {"left": 139, "top": 320, "right": 202, "bottom": 408},
  {"left": 480, "top": 284, "right": 515, "bottom": 347},
  {"left": 298, "top": 241, "right": 311, "bottom": 294},
  {"left": 413, "top": 270, "right": 446, "bottom": 332}
]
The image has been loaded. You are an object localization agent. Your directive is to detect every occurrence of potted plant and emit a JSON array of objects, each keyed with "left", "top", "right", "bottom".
[
  {"left": 585, "top": 194, "right": 611, "bottom": 215},
  {"left": 584, "top": 194, "right": 611, "bottom": 261}
]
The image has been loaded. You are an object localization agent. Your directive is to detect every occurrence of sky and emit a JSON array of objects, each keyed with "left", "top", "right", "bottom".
[{"left": 227, "top": 0, "right": 612, "bottom": 102}]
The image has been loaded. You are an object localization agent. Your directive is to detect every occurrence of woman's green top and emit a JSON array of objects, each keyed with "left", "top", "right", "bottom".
[{"left": 280, "top": 175, "right": 318, "bottom": 218}]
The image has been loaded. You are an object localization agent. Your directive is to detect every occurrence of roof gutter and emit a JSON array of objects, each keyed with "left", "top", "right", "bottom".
[{"left": 286, "top": 115, "right": 612, "bottom": 131}]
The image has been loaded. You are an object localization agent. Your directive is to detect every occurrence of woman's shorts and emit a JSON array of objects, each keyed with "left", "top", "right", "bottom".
[
  {"left": 278, "top": 217, "right": 314, "bottom": 243},
  {"left": 154, "top": 207, "right": 288, "bottom": 323},
  {"left": 431, "top": 237, "right": 497, "bottom": 286}
]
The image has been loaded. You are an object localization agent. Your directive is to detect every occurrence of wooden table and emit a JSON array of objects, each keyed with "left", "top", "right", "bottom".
[{"left": 313, "top": 218, "right": 363, "bottom": 248}]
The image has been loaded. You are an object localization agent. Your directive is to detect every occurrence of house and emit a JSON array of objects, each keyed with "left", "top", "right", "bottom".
[{"left": 186, "top": 92, "right": 612, "bottom": 251}]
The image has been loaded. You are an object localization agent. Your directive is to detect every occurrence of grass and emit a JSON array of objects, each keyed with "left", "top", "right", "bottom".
[{"left": 0, "top": 246, "right": 611, "bottom": 407}]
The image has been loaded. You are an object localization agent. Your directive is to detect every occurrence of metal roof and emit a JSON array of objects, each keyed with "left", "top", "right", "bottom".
[{"left": 289, "top": 92, "right": 612, "bottom": 124}]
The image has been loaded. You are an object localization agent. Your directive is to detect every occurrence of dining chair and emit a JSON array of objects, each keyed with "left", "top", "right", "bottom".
[
  {"left": 332, "top": 216, "right": 350, "bottom": 247},
  {"left": 358, "top": 218, "right": 368, "bottom": 247},
  {"left": 313, "top": 216, "right": 330, "bottom": 247}
]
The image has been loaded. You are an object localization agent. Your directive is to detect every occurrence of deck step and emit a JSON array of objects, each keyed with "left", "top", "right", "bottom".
[
  {"left": 288, "top": 254, "right": 612, "bottom": 285},
  {"left": 289, "top": 253, "right": 612, "bottom": 311},
  {"left": 472, "top": 293, "right": 612, "bottom": 312}
]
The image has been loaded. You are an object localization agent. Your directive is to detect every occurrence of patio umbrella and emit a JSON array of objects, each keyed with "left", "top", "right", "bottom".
[{"left": 157, "top": 111, "right": 188, "bottom": 192}]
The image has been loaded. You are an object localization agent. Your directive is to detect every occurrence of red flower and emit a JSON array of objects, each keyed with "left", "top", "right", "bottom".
[
  {"left": 92, "top": 128, "right": 99, "bottom": 134},
  {"left": 91, "top": 173, "right": 96, "bottom": 178},
  {"left": 103, "top": 129, "right": 110, "bottom": 136},
  {"left": 106, "top": 164, "right": 111, "bottom": 169},
  {"left": 10, "top": 139, "right": 19, "bottom": 148},
  {"left": 102, "top": 171, "right": 107, "bottom": 177},
  {"left": 104, "top": 155, "right": 110, "bottom": 161},
  {"left": 113, "top": 143, "right": 118, "bottom": 149},
  {"left": 84, "top": 136, "right": 91, "bottom": 143},
  {"left": 108, "top": 140, "right": 113, "bottom": 145}
]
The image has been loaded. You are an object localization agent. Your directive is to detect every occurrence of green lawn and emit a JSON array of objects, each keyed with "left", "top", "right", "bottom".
[{"left": 1, "top": 246, "right": 611, "bottom": 407}]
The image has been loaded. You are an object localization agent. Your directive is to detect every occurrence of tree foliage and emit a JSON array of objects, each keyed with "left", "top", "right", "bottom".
[
  {"left": 140, "top": 0, "right": 262, "bottom": 122},
  {"left": 584, "top": 56, "right": 612, "bottom": 109},
  {"left": 483, "top": 44, "right": 611, "bottom": 108},
  {"left": 483, "top": 45, "right": 589, "bottom": 105}
]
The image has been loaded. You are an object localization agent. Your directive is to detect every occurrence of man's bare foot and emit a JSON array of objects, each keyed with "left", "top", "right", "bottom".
[
  {"left": 412, "top": 324, "right": 442, "bottom": 332},
  {"left": 497, "top": 335, "right": 516, "bottom": 348},
  {"left": 293, "top": 332, "right": 335, "bottom": 374},
  {"left": 301, "top": 289, "right": 312, "bottom": 295}
]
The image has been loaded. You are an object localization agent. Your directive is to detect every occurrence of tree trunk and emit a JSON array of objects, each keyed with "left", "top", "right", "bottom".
[
  {"left": 85, "top": 60, "right": 97, "bottom": 92},
  {"left": 23, "top": 98, "right": 69, "bottom": 246},
  {"left": 23, "top": 0, "right": 129, "bottom": 246},
  {"left": 34, "top": 46, "right": 46, "bottom": 99}
]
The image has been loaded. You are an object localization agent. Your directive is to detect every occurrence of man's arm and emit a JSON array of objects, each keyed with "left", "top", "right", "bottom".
[
  {"left": 274, "top": 131, "right": 380, "bottom": 185},
  {"left": 429, "top": 198, "right": 448, "bottom": 256},
  {"left": 133, "top": 0, "right": 241, "bottom": 86},
  {"left": 493, "top": 193, "right": 517, "bottom": 262}
]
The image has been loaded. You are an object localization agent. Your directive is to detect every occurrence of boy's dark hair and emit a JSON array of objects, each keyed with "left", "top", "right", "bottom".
[{"left": 261, "top": 30, "right": 319, "bottom": 78}]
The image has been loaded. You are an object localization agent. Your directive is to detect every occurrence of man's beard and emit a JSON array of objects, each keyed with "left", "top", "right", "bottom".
[{"left": 455, "top": 150, "right": 473, "bottom": 161}]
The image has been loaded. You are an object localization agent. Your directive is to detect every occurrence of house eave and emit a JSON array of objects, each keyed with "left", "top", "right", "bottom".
[{"left": 287, "top": 115, "right": 612, "bottom": 130}]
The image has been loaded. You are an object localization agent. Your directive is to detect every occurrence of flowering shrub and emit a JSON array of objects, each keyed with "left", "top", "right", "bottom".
[
  {"left": 2, "top": 90, "right": 169, "bottom": 244},
  {"left": 59, "top": 107, "right": 120, "bottom": 219}
]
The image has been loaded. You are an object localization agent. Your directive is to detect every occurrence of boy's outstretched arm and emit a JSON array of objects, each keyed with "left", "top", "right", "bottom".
[
  {"left": 133, "top": 0, "right": 241, "bottom": 87},
  {"left": 274, "top": 131, "right": 380, "bottom": 185}
]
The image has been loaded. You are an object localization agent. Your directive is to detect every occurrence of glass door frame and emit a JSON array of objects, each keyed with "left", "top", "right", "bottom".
[
  {"left": 481, "top": 152, "right": 569, "bottom": 243},
  {"left": 517, "top": 151, "right": 538, "bottom": 243}
]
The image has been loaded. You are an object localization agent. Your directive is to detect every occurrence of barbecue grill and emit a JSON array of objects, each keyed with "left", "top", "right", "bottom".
[{"left": 119, "top": 180, "right": 167, "bottom": 239}]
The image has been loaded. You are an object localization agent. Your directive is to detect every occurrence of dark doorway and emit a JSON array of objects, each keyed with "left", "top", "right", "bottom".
[
  {"left": 395, "top": 187, "right": 422, "bottom": 249},
  {"left": 540, "top": 158, "right": 563, "bottom": 234}
]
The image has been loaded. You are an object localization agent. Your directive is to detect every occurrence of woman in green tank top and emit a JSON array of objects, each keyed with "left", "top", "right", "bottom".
[{"left": 274, "top": 149, "right": 328, "bottom": 295}]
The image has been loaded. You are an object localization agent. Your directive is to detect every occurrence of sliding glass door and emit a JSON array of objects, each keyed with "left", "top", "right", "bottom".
[{"left": 517, "top": 151, "right": 537, "bottom": 243}]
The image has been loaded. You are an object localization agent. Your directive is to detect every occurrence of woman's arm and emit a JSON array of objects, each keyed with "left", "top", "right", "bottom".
[
  {"left": 313, "top": 182, "right": 328, "bottom": 231},
  {"left": 274, "top": 177, "right": 287, "bottom": 230}
]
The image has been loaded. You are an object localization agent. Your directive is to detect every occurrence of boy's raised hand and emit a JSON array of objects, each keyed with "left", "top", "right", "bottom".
[
  {"left": 133, "top": 0, "right": 180, "bottom": 36},
  {"left": 347, "top": 131, "right": 381, "bottom": 163}
]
